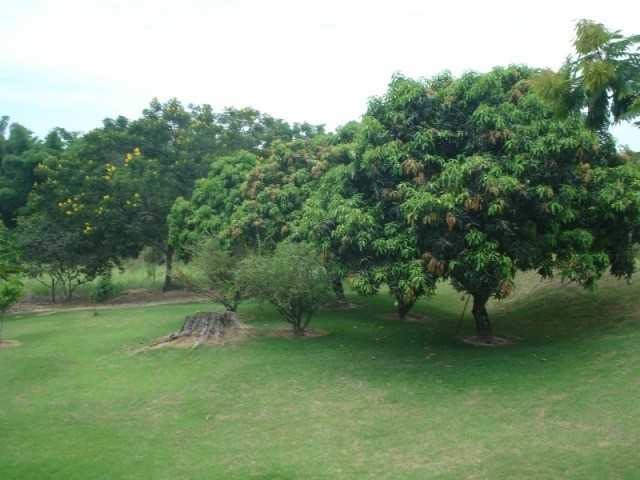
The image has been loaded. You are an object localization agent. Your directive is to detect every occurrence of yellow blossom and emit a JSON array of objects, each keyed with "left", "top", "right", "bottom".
[
  {"left": 66, "top": 211, "right": 72, "bottom": 215},
  {"left": 103, "top": 195, "right": 110, "bottom": 200},
  {"left": 134, "top": 193, "right": 140, "bottom": 198}
]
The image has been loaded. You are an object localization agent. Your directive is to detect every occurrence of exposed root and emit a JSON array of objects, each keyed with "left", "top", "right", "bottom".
[{"left": 144, "top": 311, "right": 246, "bottom": 350}]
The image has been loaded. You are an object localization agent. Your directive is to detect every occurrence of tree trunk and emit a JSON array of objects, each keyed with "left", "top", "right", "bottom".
[
  {"left": 471, "top": 293, "right": 493, "bottom": 343},
  {"left": 291, "top": 322, "right": 305, "bottom": 336},
  {"left": 163, "top": 245, "right": 174, "bottom": 292},
  {"left": 146, "top": 311, "right": 246, "bottom": 349},
  {"left": 397, "top": 298, "right": 416, "bottom": 320},
  {"left": 51, "top": 278, "right": 56, "bottom": 303},
  {"left": 331, "top": 274, "right": 346, "bottom": 302}
]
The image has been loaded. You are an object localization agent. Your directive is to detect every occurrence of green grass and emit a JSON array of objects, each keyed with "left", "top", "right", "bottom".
[{"left": 1, "top": 272, "right": 639, "bottom": 479}]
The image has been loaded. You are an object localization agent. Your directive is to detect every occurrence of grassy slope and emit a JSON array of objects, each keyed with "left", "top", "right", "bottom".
[{"left": 1, "top": 273, "right": 639, "bottom": 479}]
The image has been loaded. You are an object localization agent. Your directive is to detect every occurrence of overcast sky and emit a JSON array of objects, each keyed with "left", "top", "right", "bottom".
[{"left": 1, "top": 0, "right": 638, "bottom": 148}]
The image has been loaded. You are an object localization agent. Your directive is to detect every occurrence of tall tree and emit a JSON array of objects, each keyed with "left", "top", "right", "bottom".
[
  {"left": 532, "top": 19, "right": 640, "bottom": 130},
  {"left": 318, "top": 66, "right": 640, "bottom": 341},
  {"left": 0, "top": 223, "right": 23, "bottom": 345},
  {"left": 0, "top": 121, "right": 50, "bottom": 227}
]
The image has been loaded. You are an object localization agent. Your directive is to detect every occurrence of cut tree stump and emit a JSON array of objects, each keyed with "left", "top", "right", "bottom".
[{"left": 146, "top": 311, "right": 246, "bottom": 350}]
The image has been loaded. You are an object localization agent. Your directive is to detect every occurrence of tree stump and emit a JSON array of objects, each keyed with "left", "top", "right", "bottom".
[{"left": 146, "top": 311, "right": 246, "bottom": 349}]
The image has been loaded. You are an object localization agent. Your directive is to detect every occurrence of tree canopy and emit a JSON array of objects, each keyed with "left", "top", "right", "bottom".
[
  {"left": 307, "top": 65, "right": 640, "bottom": 341},
  {"left": 532, "top": 19, "right": 640, "bottom": 130},
  {"left": 3, "top": 19, "right": 640, "bottom": 342}
]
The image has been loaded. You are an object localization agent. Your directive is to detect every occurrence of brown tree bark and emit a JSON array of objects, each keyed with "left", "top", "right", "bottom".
[
  {"left": 146, "top": 311, "right": 246, "bottom": 349},
  {"left": 471, "top": 293, "right": 493, "bottom": 343},
  {"left": 397, "top": 297, "right": 416, "bottom": 320},
  {"left": 162, "top": 245, "right": 174, "bottom": 292},
  {"left": 331, "top": 274, "right": 346, "bottom": 302}
]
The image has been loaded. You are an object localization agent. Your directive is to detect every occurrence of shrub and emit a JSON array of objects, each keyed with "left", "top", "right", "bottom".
[
  {"left": 237, "top": 241, "right": 333, "bottom": 335},
  {"left": 89, "top": 275, "right": 120, "bottom": 303}
]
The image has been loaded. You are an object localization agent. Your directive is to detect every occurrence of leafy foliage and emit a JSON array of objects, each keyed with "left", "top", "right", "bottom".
[
  {"left": 0, "top": 279, "right": 22, "bottom": 314},
  {"left": 532, "top": 19, "right": 640, "bottom": 130},
  {"left": 174, "top": 238, "right": 249, "bottom": 312},
  {"left": 312, "top": 66, "right": 640, "bottom": 340},
  {"left": 237, "top": 241, "right": 333, "bottom": 335},
  {"left": 17, "top": 213, "right": 115, "bottom": 302},
  {"left": 89, "top": 275, "right": 120, "bottom": 303}
]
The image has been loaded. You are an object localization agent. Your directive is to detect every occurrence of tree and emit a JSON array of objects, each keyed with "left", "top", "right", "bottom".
[
  {"left": 17, "top": 213, "right": 114, "bottom": 302},
  {"left": 140, "top": 246, "right": 164, "bottom": 284},
  {"left": 106, "top": 147, "right": 180, "bottom": 291},
  {"left": 0, "top": 223, "right": 22, "bottom": 281},
  {"left": 225, "top": 138, "right": 333, "bottom": 247},
  {"left": 128, "top": 99, "right": 323, "bottom": 290},
  {"left": 169, "top": 135, "right": 351, "bottom": 303},
  {"left": 237, "top": 241, "right": 333, "bottom": 336},
  {"left": 532, "top": 19, "right": 640, "bottom": 130},
  {"left": 0, "top": 121, "right": 69, "bottom": 227},
  {"left": 17, "top": 142, "right": 124, "bottom": 301},
  {"left": 0, "top": 280, "right": 22, "bottom": 346},
  {"left": 174, "top": 238, "right": 249, "bottom": 312},
  {"left": 0, "top": 224, "right": 24, "bottom": 345},
  {"left": 299, "top": 117, "right": 440, "bottom": 318},
  {"left": 320, "top": 66, "right": 640, "bottom": 342},
  {"left": 167, "top": 151, "right": 259, "bottom": 253}
]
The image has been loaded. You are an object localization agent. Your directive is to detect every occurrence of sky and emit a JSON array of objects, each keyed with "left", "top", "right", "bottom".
[{"left": 1, "top": 0, "right": 638, "bottom": 149}]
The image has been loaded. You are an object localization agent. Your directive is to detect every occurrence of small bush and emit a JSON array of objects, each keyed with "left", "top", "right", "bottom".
[
  {"left": 0, "top": 280, "right": 23, "bottom": 314},
  {"left": 237, "top": 241, "right": 333, "bottom": 335},
  {"left": 140, "top": 246, "right": 165, "bottom": 284},
  {"left": 89, "top": 276, "right": 120, "bottom": 303}
]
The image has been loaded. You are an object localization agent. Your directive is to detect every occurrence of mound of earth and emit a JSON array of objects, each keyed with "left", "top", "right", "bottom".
[
  {"left": 460, "top": 334, "right": 519, "bottom": 347},
  {"left": 0, "top": 340, "right": 20, "bottom": 349},
  {"left": 381, "top": 312, "right": 430, "bottom": 322},
  {"left": 321, "top": 301, "right": 363, "bottom": 310}
]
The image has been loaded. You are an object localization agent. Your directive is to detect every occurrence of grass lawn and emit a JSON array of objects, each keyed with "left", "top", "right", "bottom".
[{"left": 1, "top": 273, "right": 639, "bottom": 479}]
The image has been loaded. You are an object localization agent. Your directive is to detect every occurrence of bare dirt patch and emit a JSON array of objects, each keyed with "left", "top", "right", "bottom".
[
  {"left": 320, "top": 301, "right": 363, "bottom": 310},
  {"left": 460, "top": 334, "right": 520, "bottom": 347},
  {"left": 381, "top": 312, "right": 431, "bottom": 322},
  {"left": 11, "top": 289, "right": 207, "bottom": 314},
  {"left": 0, "top": 340, "right": 20, "bottom": 349}
]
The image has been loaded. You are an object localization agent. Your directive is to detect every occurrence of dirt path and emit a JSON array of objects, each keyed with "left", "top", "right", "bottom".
[{"left": 10, "top": 289, "right": 208, "bottom": 314}]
